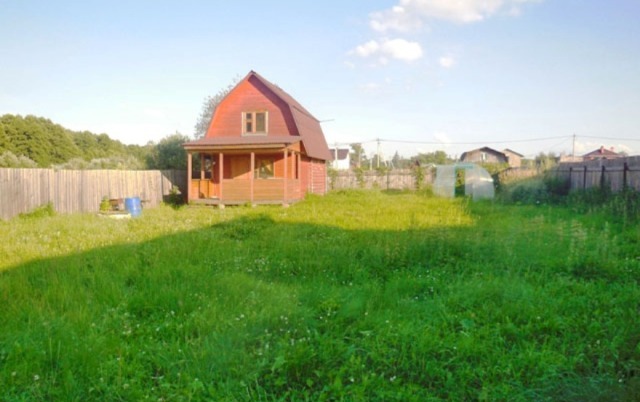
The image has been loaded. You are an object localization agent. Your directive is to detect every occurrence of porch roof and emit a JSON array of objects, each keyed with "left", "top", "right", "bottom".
[{"left": 183, "top": 136, "right": 300, "bottom": 151}]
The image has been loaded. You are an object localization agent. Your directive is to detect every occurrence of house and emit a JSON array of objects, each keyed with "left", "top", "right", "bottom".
[
  {"left": 460, "top": 146, "right": 523, "bottom": 168},
  {"left": 583, "top": 146, "right": 622, "bottom": 161},
  {"left": 183, "top": 71, "right": 331, "bottom": 206},
  {"left": 460, "top": 147, "right": 508, "bottom": 165},
  {"left": 502, "top": 148, "right": 524, "bottom": 168},
  {"left": 329, "top": 147, "right": 350, "bottom": 170}
]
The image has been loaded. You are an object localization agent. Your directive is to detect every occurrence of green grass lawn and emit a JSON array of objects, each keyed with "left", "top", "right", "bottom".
[{"left": 1, "top": 190, "right": 639, "bottom": 401}]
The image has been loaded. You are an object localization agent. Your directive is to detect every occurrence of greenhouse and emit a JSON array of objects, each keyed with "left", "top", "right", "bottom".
[{"left": 433, "top": 163, "right": 495, "bottom": 200}]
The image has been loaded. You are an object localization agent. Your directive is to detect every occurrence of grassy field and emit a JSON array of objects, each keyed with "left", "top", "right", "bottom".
[{"left": 1, "top": 190, "right": 639, "bottom": 401}]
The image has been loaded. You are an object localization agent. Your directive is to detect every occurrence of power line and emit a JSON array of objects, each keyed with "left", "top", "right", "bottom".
[
  {"left": 577, "top": 135, "right": 640, "bottom": 142},
  {"left": 330, "top": 135, "right": 572, "bottom": 147},
  {"left": 377, "top": 135, "right": 570, "bottom": 145},
  {"left": 330, "top": 134, "right": 639, "bottom": 148}
]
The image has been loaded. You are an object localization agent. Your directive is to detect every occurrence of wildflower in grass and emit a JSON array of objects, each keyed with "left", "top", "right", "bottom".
[{"left": 33, "top": 374, "right": 40, "bottom": 381}]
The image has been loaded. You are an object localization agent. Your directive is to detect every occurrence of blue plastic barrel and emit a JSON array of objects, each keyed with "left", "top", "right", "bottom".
[{"left": 125, "top": 197, "right": 142, "bottom": 217}]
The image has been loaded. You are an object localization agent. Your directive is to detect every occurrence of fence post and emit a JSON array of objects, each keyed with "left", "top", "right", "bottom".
[
  {"left": 386, "top": 170, "right": 390, "bottom": 190},
  {"left": 623, "top": 162, "right": 629, "bottom": 190},
  {"left": 583, "top": 166, "right": 587, "bottom": 190},
  {"left": 600, "top": 165, "right": 606, "bottom": 190},
  {"left": 568, "top": 167, "right": 573, "bottom": 190}
]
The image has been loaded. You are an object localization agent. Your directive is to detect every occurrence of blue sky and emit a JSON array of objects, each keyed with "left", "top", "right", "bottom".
[{"left": 1, "top": 0, "right": 639, "bottom": 160}]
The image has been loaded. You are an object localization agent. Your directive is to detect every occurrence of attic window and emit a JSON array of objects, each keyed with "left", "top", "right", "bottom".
[{"left": 243, "top": 111, "right": 267, "bottom": 135}]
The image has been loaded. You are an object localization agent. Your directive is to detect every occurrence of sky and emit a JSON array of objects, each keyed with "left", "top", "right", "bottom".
[{"left": 1, "top": 0, "right": 639, "bottom": 160}]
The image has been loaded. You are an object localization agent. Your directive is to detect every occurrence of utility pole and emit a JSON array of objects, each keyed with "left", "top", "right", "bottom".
[
  {"left": 376, "top": 138, "right": 381, "bottom": 169},
  {"left": 572, "top": 133, "right": 576, "bottom": 159}
]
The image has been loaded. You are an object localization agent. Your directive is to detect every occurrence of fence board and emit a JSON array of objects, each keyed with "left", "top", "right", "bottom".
[
  {"left": 330, "top": 169, "right": 430, "bottom": 191},
  {"left": 553, "top": 156, "right": 640, "bottom": 193},
  {"left": 0, "top": 168, "right": 187, "bottom": 220}
]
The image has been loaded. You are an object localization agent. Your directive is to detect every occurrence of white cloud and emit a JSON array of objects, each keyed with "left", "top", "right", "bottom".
[
  {"left": 382, "top": 39, "right": 424, "bottom": 61},
  {"left": 351, "top": 38, "right": 423, "bottom": 64},
  {"left": 369, "top": 6, "right": 423, "bottom": 33},
  {"left": 438, "top": 55, "right": 455, "bottom": 68},
  {"left": 371, "top": 0, "right": 540, "bottom": 29},
  {"left": 354, "top": 40, "right": 380, "bottom": 58}
]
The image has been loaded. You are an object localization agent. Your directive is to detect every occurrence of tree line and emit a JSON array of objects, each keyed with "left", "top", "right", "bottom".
[{"left": 0, "top": 114, "right": 189, "bottom": 170}]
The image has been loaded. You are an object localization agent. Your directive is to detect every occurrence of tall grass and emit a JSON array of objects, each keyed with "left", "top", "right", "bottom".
[{"left": 1, "top": 190, "right": 639, "bottom": 400}]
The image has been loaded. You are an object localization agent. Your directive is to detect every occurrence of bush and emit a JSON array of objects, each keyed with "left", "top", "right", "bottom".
[
  {"left": 0, "top": 151, "right": 38, "bottom": 168},
  {"left": 17, "top": 203, "right": 56, "bottom": 219},
  {"left": 543, "top": 173, "right": 571, "bottom": 197},
  {"left": 164, "top": 186, "right": 185, "bottom": 208}
]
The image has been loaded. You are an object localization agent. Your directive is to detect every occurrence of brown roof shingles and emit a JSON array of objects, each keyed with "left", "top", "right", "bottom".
[{"left": 249, "top": 71, "right": 331, "bottom": 161}]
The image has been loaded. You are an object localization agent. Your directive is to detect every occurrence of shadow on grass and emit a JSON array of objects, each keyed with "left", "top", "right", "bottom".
[{"left": 1, "top": 212, "right": 639, "bottom": 401}]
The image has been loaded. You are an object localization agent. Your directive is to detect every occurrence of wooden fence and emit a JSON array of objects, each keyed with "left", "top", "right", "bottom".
[
  {"left": 553, "top": 156, "right": 640, "bottom": 192},
  {"left": 0, "top": 168, "right": 187, "bottom": 220},
  {"left": 329, "top": 169, "right": 434, "bottom": 191}
]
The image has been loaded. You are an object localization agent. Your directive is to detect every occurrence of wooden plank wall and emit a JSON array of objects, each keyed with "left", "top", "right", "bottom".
[
  {"left": 0, "top": 169, "right": 187, "bottom": 220},
  {"left": 330, "top": 169, "right": 433, "bottom": 191},
  {"left": 554, "top": 156, "right": 640, "bottom": 192}
]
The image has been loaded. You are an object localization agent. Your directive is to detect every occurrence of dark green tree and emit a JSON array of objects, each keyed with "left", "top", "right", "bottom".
[
  {"left": 146, "top": 132, "right": 190, "bottom": 170},
  {"left": 0, "top": 114, "right": 149, "bottom": 168}
]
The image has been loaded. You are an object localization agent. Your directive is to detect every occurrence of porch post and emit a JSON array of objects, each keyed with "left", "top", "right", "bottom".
[
  {"left": 209, "top": 153, "right": 215, "bottom": 181},
  {"left": 250, "top": 152, "right": 255, "bottom": 204},
  {"left": 283, "top": 149, "right": 288, "bottom": 204},
  {"left": 186, "top": 152, "right": 192, "bottom": 203},
  {"left": 200, "top": 154, "right": 205, "bottom": 180},
  {"left": 219, "top": 152, "right": 224, "bottom": 203}
]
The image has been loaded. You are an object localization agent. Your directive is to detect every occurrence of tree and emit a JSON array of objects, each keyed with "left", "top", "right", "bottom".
[
  {"left": 146, "top": 132, "right": 190, "bottom": 170},
  {"left": 349, "top": 143, "right": 367, "bottom": 169},
  {"left": 0, "top": 151, "right": 38, "bottom": 168},
  {"left": 410, "top": 150, "right": 452, "bottom": 166},
  {"left": 535, "top": 152, "right": 558, "bottom": 171},
  {"left": 193, "top": 77, "right": 238, "bottom": 139},
  {"left": 0, "top": 113, "right": 149, "bottom": 168}
]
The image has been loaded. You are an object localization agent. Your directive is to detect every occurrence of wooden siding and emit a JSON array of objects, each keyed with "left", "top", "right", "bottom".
[
  {"left": 207, "top": 75, "right": 298, "bottom": 138},
  {"left": 554, "top": 156, "right": 640, "bottom": 192},
  {"left": 0, "top": 168, "right": 186, "bottom": 220},
  {"left": 221, "top": 179, "right": 251, "bottom": 201},
  {"left": 215, "top": 179, "right": 301, "bottom": 203},
  {"left": 309, "top": 159, "right": 327, "bottom": 194},
  {"left": 191, "top": 179, "right": 215, "bottom": 199}
]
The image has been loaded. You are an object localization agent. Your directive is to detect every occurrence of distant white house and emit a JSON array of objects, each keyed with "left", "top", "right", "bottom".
[{"left": 329, "top": 148, "right": 350, "bottom": 170}]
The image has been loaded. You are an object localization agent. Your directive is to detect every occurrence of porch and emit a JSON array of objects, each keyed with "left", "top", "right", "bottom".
[{"left": 185, "top": 144, "right": 303, "bottom": 206}]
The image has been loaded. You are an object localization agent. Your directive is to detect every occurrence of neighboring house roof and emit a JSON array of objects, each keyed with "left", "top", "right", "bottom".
[
  {"left": 583, "top": 146, "right": 620, "bottom": 159},
  {"left": 329, "top": 148, "right": 349, "bottom": 161},
  {"left": 503, "top": 148, "right": 524, "bottom": 157},
  {"left": 460, "top": 146, "right": 507, "bottom": 161},
  {"left": 185, "top": 71, "right": 331, "bottom": 161}
]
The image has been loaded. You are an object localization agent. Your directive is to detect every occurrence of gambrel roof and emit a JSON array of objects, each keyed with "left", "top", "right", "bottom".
[{"left": 184, "top": 71, "right": 331, "bottom": 161}]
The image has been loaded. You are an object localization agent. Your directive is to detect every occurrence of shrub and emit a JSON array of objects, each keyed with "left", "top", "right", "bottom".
[
  {"left": 17, "top": 202, "right": 56, "bottom": 219},
  {"left": 164, "top": 186, "right": 185, "bottom": 208},
  {"left": 0, "top": 151, "right": 38, "bottom": 168}
]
